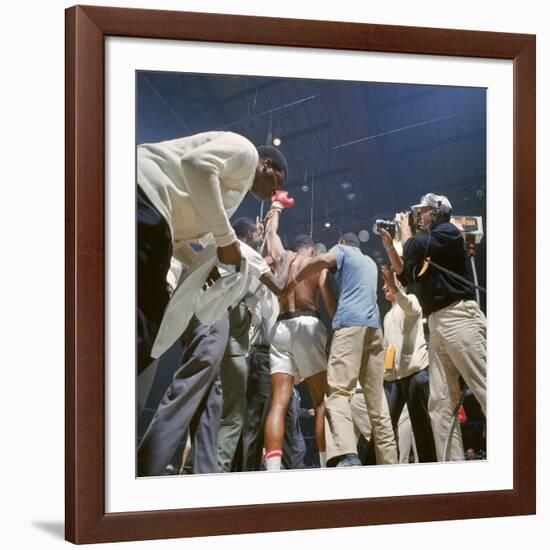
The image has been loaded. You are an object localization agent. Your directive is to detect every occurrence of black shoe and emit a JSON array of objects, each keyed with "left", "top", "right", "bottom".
[{"left": 335, "top": 453, "right": 362, "bottom": 467}]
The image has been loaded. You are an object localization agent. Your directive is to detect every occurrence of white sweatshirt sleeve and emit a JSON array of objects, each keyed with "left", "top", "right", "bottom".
[
  {"left": 393, "top": 288, "right": 423, "bottom": 318},
  {"left": 179, "top": 133, "right": 257, "bottom": 247}
]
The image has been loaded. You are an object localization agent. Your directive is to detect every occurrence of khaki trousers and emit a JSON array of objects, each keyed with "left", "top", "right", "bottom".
[
  {"left": 325, "top": 326, "right": 397, "bottom": 464},
  {"left": 428, "top": 300, "right": 487, "bottom": 461}
]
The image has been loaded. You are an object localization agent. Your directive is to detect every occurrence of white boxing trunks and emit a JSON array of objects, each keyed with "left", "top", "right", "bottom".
[{"left": 270, "top": 310, "right": 328, "bottom": 379}]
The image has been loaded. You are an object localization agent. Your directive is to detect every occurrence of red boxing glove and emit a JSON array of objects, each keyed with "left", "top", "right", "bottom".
[
  {"left": 271, "top": 190, "right": 295, "bottom": 211},
  {"left": 458, "top": 406, "right": 467, "bottom": 424}
]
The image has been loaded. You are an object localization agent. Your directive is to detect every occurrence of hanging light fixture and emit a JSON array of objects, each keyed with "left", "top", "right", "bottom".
[
  {"left": 358, "top": 229, "right": 370, "bottom": 242},
  {"left": 273, "top": 137, "right": 282, "bottom": 146}
]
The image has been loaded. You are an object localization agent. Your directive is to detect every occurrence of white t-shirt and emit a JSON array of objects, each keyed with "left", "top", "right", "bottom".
[{"left": 137, "top": 131, "right": 259, "bottom": 256}]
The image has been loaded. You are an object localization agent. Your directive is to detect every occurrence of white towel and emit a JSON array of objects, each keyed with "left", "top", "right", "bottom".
[{"left": 151, "top": 241, "right": 268, "bottom": 358}]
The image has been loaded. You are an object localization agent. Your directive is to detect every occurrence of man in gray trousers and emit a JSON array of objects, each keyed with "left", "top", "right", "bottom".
[
  {"left": 138, "top": 313, "right": 230, "bottom": 476},
  {"left": 138, "top": 218, "right": 293, "bottom": 476}
]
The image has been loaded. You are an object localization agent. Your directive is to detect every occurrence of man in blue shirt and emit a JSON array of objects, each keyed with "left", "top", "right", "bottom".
[{"left": 286, "top": 233, "right": 397, "bottom": 467}]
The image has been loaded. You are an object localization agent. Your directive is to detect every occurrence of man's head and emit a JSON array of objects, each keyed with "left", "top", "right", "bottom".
[
  {"left": 250, "top": 145, "right": 289, "bottom": 201},
  {"left": 411, "top": 193, "right": 452, "bottom": 230},
  {"left": 338, "top": 232, "right": 361, "bottom": 248},
  {"left": 291, "top": 234, "right": 315, "bottom": 255},
  {"left": 232, "top": 217, "right": 261, "bottom": 250}
]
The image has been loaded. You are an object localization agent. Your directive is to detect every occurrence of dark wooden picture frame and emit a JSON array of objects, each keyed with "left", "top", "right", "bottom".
[{"left": 65, "top": 4, "right": 536, "bottom": 544}]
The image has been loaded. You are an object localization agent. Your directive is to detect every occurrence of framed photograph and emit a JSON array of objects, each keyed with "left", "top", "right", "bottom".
[{"left": 65, "top": 5, "right": 535, "bottom": 544}]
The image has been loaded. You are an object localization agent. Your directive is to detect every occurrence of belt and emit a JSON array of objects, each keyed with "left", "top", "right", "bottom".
[{"left": 277, "top": 310, "right": 321, "bottom": 322}]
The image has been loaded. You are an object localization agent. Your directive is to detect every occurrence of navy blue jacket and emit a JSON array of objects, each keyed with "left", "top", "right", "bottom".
[{"left": 398, "top": 222, "right": 474, "bottom": 317}]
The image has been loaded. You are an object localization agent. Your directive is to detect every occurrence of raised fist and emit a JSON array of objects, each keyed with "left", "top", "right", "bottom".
[{"left": 271, "top": 190, "right": 295, "bottom": 211}]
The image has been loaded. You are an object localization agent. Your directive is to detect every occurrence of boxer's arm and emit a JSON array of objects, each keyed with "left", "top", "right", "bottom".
[
  {"left": 284, "top": 252, "right": 337, "bottom": 297},
  {"left": 260, "top": 250, "right": 294, "bottom": 295},
  {"left": 263, "top": 209, "right": 286, "bottom": 264},
  {"left": 295, "top": 253, "right": 337, "bottom": 283}
]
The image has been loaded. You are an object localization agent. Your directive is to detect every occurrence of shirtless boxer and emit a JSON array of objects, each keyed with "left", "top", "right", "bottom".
[{"left": 262, "top": 193, "right": 337, "bottom": 470}]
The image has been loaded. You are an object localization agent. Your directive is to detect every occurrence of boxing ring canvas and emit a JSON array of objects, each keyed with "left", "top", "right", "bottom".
[{"left": 65, "top": 5, "right": 536, "bottom": 544}]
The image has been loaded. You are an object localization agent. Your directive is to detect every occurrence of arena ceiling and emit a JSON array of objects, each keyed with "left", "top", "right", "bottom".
[{"left": 137, "top": 71, "right": 487, "bottom": 308}]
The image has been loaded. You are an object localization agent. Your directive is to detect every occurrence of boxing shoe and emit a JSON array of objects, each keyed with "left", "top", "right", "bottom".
[{"left": 271, "top": 189, "right": 295, "bottom": 211}]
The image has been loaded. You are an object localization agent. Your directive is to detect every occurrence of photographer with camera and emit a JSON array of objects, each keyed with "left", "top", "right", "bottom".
[{"left": 379, "top": 193, "right": 486, "bottom": 461}]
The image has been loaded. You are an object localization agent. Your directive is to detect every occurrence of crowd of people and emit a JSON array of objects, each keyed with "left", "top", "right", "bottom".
[{"left": 135, "top": 130, "right": 487, "bottom": 475}]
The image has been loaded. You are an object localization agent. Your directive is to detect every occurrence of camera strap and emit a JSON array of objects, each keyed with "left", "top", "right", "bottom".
[{"left": 421, "top": 257, "right": 487, "bottom": 294}]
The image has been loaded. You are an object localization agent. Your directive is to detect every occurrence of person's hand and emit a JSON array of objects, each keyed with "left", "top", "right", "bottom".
[
  {"left": 380, "top": 265, "right": 398, "bottom": 293},
  {"left": 255, "top": 216, "right": 265, "bottom": 240},
  {"left": 395, "top": 212, "right": 412, "bottom": 242},
  {"left": 379, "top": 227, "right": 394, "bottom": 250},
  {"left": 307, "top": 408, "right": 315, "bottom": 417},
  {"left": 280, "top": 275, "right": 297, "bottom": 301},
  {"left": 217, "top": 241, "right": 241, "bottom": 268}
]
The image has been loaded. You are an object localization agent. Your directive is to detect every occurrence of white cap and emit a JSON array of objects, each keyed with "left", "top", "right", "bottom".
[{"left": 411, "top": 193, "right": 452, "bottom": 213}]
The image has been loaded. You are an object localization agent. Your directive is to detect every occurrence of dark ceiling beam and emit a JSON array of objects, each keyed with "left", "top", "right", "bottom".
[
  {"left": 315, "top": 83, "right": 395, "bottom": 215},
  {"left": 193, "top": 75, "right": 234, "bottom": 126},
  {"left": 373, "top": 87, "right": 439, "bottom": 111},
  {"left": 284, "top": 166, "right": 351, "bottom": 190},
  {"left": 388, "top": 128, "right": 485, "bottom": 159},
  {"left": 282, "top": 173, "right": 487, "bottom": 234},
  {"left": 222, "top": 78, "right": 281, "bottom": 104},
  {"left": 281, "top": 121, "right": 331, "bottom": 143}
]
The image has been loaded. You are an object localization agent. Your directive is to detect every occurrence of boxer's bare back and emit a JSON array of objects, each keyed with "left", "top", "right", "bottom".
[{"left": 280, "top": 252, "right": 323, "bottom": 313}]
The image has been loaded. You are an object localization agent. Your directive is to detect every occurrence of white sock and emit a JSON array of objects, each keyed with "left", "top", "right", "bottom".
[
  {"left": 319, "top": 452, "right": 327, "bottom": 468},
  {"left": 265, "top": 449, "right": 283, "bottom": 471}
]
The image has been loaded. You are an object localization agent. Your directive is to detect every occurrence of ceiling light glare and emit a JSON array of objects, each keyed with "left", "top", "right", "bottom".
[{"left": 358, "top": 230, "right": 370, "bottom": 242}]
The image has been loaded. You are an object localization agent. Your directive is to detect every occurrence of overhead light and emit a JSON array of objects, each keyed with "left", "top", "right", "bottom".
[
  {"left": 358, "top": 230, "right": 370, "bottom": 242},
  {"left": 341, "top": 181, "right": 352, "bottom": 190},
  {"left": 346, "top": 193, "right": 356, "bottom": 201},
  {"left": 301, "top": 185, "right": 310, "bottom": 192},
  {"left": 324, "top": 222, "right": 332, "bottom": 229},
  {"left": 273, "top": 137, "right": 282, "bottom": 146}
]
